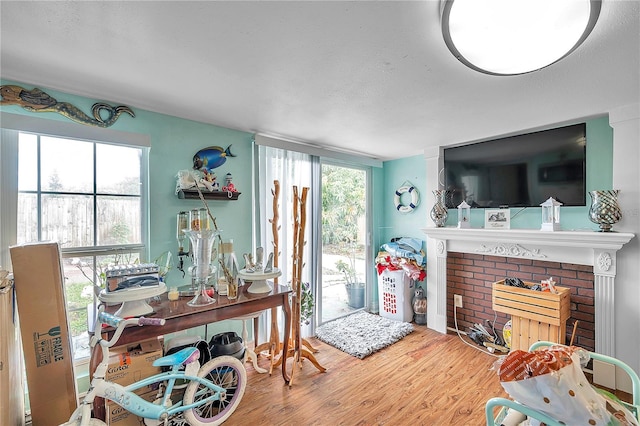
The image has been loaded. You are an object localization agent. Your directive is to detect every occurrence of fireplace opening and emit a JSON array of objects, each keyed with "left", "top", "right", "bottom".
[{"left": 446, "top": 252, "right": 595, "bottom": 352}]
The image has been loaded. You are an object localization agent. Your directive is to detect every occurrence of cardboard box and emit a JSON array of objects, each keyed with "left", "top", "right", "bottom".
[
  {"left": 105, "top": 263, "right": 160, "bottom": 293},
  {"left": 105, "top": 389, "right": 157, "bottom": 426},
  {"left": 106, "top": 338, "right": 163, "bottom": 395},
  {"left": 104, "top": 387, "right": 186, "bottom": 426},
  {"left": 10, "top": 242, "right": 77, "bottom": 426}
]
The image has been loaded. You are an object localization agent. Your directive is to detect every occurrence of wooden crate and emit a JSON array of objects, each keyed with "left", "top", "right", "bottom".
[{"left": 492, "top": 280, "right": 571, "bottom": 351}]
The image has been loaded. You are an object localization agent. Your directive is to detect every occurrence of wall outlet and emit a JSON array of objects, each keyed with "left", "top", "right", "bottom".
[{"left": 454, "top": 294, "right": 463, "bottom": 308}]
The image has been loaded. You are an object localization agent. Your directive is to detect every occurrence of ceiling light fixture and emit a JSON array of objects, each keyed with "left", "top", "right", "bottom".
[{"left": 441, "top": 0, "right": 601, "bottom": 76}]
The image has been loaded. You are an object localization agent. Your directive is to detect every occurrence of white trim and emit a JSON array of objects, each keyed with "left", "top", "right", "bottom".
[
  {"left": 0, "top": 129, "right": 19, "bottom": 269},
  {"left": 609, "top": 103, "right": 640, "bottom": 125},
  {"left": 0, "top": 112, "right": 150, "bottom": 147},
  {"left": 254, "top": 133, "right": 383, "bottom": 168}
]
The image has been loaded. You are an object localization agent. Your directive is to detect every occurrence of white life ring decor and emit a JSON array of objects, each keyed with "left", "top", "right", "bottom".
[{"left": 394, "top": 183, "right": 419, "bottom": 213}]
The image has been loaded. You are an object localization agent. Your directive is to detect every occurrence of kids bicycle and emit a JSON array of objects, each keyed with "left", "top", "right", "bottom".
[{"left": 62, "top": 307, "right": 247, "bottom": 426}]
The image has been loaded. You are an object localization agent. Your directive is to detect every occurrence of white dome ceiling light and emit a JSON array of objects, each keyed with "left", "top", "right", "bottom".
[{"left": 441, "top": 0, "right": 601, "bottom": 75}]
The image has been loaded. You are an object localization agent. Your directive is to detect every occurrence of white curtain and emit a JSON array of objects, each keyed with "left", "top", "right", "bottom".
[{"left": 255, "top": 144, "right": 318, "bottom": 338}]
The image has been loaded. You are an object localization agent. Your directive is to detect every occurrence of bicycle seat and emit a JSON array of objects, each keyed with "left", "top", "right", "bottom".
[{"left": 153, "top": 347, "right": 200, "bottom": 367}]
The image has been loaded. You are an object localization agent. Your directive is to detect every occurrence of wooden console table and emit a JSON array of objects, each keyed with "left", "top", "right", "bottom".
[{"left": 96, "top": 283, "right": 292, "bottom": 383}]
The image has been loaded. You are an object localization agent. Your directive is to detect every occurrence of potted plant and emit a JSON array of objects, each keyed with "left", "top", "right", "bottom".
[
  {"left": 336, "top": 258, "right": 365, "bottom": 309},
  {"left": 300, "top": 282, "right": 315, "bottom": 325}
]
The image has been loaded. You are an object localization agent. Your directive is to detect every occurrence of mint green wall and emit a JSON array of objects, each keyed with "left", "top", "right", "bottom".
[
  {"left": 379, "top": 155, "right": 428, "bottom": 243},
  {"left": 380, "top": 116, "right": 614, "bottom": 234},
  {"left": 1, "top": 80, "right": 251, "bottom": 343},
  {"left": 377, "top": 155, "right": 428, "bottom": 297},
  {"left": 1, "top": 80, "right": 254, "bottom": 280},
  {"left": 145, "top": 115, "right": 254, "bottom": 287}
]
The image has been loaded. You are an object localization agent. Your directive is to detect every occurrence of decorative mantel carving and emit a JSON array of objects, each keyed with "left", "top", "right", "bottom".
[
  {"left": 597, "top": 252, "right": 613, "bottom": 272},
  {"left": 476, "top": 243, "right": 546, "bottom": 259},
  {"left": 422, "top": 227, "right": 634, "bottom": 360}
]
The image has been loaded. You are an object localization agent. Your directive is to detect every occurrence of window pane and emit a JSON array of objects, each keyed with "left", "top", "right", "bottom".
[
  {"left": 17, "top": 193, "right": 38, "bottom": 244},
  {"left": 97, "top": 196, "right": 141, "bottom": 245},
  {"left": 41, "top": 136, "right": 93, "bottom": 193},
  {"left": 41, "top": 194, "right": 94, "bottom": 247},
  {"left": 62, "top": 256, "right": 95, "bottom": 360},
  {"left": 63, "top": 251, "right": 141, "bottom": 360},
  {"left": 96, "top": 144, "right": 141, "bottom": 195},
  {"left": 321, "top": 164, "right": 367, "bottom": 323},
  {"left": 18, "top": 133, "right": 38, "bottom": 191}
]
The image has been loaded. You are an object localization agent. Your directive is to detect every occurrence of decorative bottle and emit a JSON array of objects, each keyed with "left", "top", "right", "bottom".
[{"left": 430, "top": 190, "right": 449, "bottom": 227}]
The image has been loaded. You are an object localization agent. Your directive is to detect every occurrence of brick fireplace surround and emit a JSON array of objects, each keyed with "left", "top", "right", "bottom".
[
  {"left": 446, "top": 252, "right": 595, "bottom": 351},
  {"left": 422, "top": 227, "right": 634, "bottom": 388}
]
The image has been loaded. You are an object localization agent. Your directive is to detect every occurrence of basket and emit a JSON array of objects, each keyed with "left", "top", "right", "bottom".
[{"left": 378, "top": 269, "right": 414, "bottom": 322}]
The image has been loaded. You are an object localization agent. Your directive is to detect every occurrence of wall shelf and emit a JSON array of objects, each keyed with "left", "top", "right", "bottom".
[{"left": 177, "top": 189, "right": 241, "bottom": 200}]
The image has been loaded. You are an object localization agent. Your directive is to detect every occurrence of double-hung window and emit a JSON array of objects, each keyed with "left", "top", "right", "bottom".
[{"left": 1, "top": 114, "right": 149, "bottom": 362}]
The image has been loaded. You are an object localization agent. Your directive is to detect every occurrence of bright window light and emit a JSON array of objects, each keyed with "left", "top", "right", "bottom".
[{"left": 441, "top": 0, "right": 601, "bottom": 75}]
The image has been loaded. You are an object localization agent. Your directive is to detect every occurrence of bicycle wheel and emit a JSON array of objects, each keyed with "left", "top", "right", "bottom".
[{"left": 183, "top": 355, "right": 247, "bottom": 425}]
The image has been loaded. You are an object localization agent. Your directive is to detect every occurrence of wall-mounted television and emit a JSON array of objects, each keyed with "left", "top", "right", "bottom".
[{"left": 443, "top": 123, "right": 587, "bottom": 208}]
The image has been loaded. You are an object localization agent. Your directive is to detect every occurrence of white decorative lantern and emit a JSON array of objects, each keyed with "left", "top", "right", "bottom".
[
  {"left": 540, "top": 197, "right": 563, "bottom": 231},
  {"left": 457, "top": 201, "right": 471, "bottom": 228}
]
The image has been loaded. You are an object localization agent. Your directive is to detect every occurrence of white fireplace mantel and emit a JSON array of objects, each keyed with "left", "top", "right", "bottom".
[{"left": 422, "top": 227, "right": 634, "bottom": 359}]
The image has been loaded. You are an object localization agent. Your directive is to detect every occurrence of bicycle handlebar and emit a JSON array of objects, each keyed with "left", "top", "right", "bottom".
[
  {"left": 98, "top": 311, "right": 124, "bottom": 328},
  {"left": 98, "top": 312, "right": 165, "bottom": 327},
  {"left": 138, "top": 317, "right": 166, "bottom": 326},
  {"left": 95, "top": 310, "right": 166, "bottom": 349}
]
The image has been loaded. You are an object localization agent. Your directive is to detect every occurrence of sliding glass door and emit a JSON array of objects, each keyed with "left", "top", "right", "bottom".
[
  {"left": 255, "top": 142, "right": 372, "bottom": 333},
  {"left": 319, "top": 162, "right": 369, "bottom": 324}
]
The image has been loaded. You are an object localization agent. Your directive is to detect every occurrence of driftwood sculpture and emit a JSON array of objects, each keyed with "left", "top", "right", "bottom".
[
  {"left": 0, "top": 85, "right": 134, "bottom": 128},
  {"left": 256, "top": 183, "right": 326, "bottom": 382},
  {"left": 254, "top": 180, "right": 283, "bottom": 374},
  {"left": 283, "top": 186, "right": 326, "bottom": 385}
]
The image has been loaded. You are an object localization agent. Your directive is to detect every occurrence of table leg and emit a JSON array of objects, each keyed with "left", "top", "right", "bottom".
[{"left": 253, "top": 316, "right": 260, "bottom": 347}]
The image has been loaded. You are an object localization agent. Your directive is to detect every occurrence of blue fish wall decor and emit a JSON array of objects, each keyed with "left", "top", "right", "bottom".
[{"left": 193, "top": 145, "right": 236, "bottom": 172}]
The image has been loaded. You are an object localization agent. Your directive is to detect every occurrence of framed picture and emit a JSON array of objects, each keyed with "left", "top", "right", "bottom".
[{"left": 484, "top": 209, "right": 510, "bottom": 229}]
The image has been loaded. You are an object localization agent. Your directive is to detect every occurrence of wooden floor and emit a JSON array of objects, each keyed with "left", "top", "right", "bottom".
[{"left": 232, "top": 325, "right": 509, "bottom": 425}]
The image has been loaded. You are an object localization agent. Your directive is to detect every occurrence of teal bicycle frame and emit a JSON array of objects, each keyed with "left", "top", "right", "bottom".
[
  {"left": 62, "top": 308, "right": 247, "bottom": 426},
  {"left": 90, "top": 362, "right": 228, "bottom": 420}
]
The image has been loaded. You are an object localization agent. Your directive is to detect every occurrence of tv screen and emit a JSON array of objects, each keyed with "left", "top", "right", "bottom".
[{"left": 443, "top": 123, "right": 586, "bottom": 208}]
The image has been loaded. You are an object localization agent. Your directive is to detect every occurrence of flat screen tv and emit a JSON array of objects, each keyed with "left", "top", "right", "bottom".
[{"left": 443, "top": 123, "right": 586, "bottom": 208}]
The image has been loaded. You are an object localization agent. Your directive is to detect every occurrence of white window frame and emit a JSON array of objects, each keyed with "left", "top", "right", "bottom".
[{"left": 1, "top": 111, "right": 150, "bottom": 366}]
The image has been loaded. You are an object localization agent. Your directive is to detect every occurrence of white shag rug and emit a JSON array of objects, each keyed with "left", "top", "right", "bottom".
[{"left": 315, "top": 311, "right": 414, "bottom": 359}]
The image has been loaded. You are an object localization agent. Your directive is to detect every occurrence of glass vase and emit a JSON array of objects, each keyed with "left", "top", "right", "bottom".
[
  {"left": 430, "top": 190, "right": 449, "bottom": 227},
  {"left": 588, "top": 190, "right": 622, "bottom": 232},
  {"left": 185, "top": 229, "right": 219, "bottom": 306}
]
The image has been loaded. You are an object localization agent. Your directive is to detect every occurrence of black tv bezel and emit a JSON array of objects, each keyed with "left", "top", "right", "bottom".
[{"left": 442, "top": 123, "right": 587, "bottom": 209}]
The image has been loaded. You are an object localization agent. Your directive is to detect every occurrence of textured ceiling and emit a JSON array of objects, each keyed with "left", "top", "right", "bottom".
[{"left": 1, "top": 1, "right": 638, "bottom": 161}]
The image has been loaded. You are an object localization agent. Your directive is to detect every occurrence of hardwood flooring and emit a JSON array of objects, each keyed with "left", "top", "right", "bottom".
[{"left": 231, "top": 325, "right": 509, "bottom": 425}]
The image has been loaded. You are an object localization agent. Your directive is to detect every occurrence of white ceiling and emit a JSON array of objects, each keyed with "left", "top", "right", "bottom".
[{"left": 1, "top": 1, "right": 638, "bottom": 161}]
